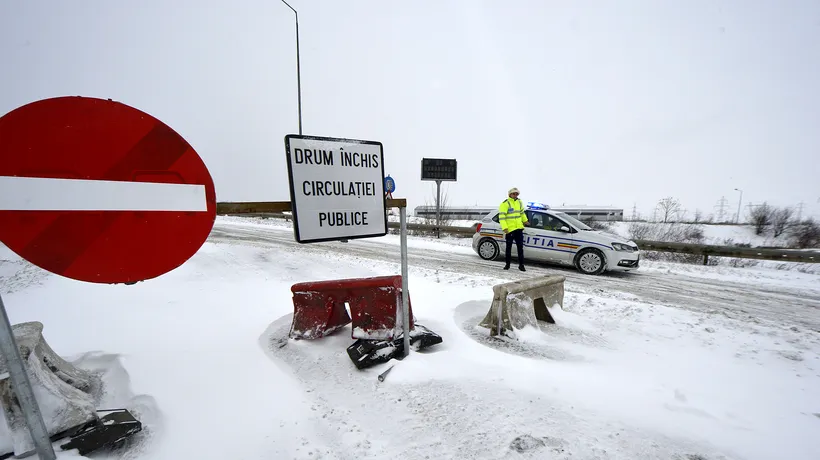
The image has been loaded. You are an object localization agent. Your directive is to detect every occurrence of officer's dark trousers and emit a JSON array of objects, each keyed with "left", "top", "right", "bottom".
[{"left": 505, "top": 228, "right": 524, "bottom": 267}]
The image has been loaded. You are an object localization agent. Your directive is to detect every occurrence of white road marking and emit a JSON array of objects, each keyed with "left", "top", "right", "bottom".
[{"left": 0, "top": 176, "right": 208, "bottom": 211}]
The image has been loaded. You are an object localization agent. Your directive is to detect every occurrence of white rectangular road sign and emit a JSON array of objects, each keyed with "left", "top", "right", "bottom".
[{"left": 285, "top": 135, "right": 387, "bottom": 243}]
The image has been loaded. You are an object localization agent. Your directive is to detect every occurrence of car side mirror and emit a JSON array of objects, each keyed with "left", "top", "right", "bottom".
[{"left": 560, "top": 226, "right": 570, "bottom": 232}]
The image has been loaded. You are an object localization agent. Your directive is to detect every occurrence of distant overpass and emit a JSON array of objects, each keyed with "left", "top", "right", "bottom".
[{"left": 413, "top": 205, "right": 625, "bottom": 222}]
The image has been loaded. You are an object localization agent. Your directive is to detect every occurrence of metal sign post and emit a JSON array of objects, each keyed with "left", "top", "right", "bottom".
[
  {"left": 0, "top": 293, "right": 56, "bottom": 460},
  {"left": 435, "top": 179, "right": 442, "bottom": 238},
  {"left": 400, "top": 204, "right": 410, "bottom": 357},
  {"left": 420, "top": 158, "right": 457, "bottom": 239}
]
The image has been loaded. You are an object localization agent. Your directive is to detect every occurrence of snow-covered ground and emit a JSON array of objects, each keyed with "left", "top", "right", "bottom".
[{"left": 1, "top": 215, "right": 819, "bottom": 460}]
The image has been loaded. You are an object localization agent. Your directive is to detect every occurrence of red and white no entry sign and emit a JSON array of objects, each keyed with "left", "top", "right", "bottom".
[{"left": 0, "top": 96, "right": 217, "bottom": 284}]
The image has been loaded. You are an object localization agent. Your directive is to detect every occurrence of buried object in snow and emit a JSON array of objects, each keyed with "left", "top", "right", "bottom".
[
  {"left": 346, "top": 323, "right": 443, "bottom": 370},
  {"left": 479, "top": 275, "right": 565, "bottom": 338},
  {"left": 59, "top": 409, "right": 142, "bottom": 456},
  {"left": 0, "top": 322, "right": 142, "bottom": 459},
  {"left": 285, "top": 276, "right": 443, "bottom": 370}
]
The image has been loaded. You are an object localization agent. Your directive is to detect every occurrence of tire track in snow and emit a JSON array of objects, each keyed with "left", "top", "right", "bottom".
[
  {"left": 260, "top": 315, "right": 461, "bottom": 460},
  {"left": 259, "top": 315, "right": 741, "bottom": 460}
]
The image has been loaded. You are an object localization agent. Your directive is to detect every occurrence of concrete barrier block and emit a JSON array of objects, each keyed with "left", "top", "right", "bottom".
[
  {"left": 479, "top": 275, "right": 566, "bottom": 337},
  {"left": 0, "top": 322, "right": 99, "bottom": 457}
]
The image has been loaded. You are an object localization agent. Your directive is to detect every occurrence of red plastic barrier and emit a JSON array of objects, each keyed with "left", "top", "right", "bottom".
[{"left": 289, "top": 275, "right": 414, "bottom": 340}]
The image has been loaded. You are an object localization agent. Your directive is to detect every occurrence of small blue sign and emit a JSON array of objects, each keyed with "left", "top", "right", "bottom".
[{"left": 384, "top": 175, "right": 396, "bottom": 193}]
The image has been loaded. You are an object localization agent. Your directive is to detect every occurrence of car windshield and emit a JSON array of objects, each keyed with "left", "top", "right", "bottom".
[{"left": 554, "top": 212, "right": 593, "bottom": 231}]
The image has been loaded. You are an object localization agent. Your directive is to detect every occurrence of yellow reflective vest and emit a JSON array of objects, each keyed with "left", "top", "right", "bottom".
[{"left": 498, "top": 198, "right": 528, "bottom": 232}]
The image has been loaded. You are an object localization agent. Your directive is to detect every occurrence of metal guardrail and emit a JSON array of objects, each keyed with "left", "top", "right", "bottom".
[
  {"left": 215, "top": 208, "right": 476, "bottom": 235},
  {"left": 632, "top": 240, "right": 818, "bottom": 264},
  {"left": 215, "top": 202, "right": 819, "bottom": 264},
  {"left": 387, "top": 221, "right": 476, "bottom": 236}
]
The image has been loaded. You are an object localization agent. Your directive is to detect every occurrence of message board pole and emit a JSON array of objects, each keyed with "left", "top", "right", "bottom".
[
  {"left": 400, "top": 205, "right": 410, "bottom": 357},
  {"left": 0, "top": 293, "right": 56, "bottom": 460},
  {"left": 435, "top": 179, "right": 442, "bottom": 239}
]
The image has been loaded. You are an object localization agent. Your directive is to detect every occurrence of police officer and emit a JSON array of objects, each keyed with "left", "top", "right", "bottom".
[{"left": 499, "top": 187, "right": 529, "bottom": 271}]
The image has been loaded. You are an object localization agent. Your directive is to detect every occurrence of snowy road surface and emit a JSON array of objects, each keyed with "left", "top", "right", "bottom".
[
  {"left": 210, "top": 218, "right": 820, "bottom": 332},
  {"left": 0, "top": 215, "right": 818, "bottom": 460}
]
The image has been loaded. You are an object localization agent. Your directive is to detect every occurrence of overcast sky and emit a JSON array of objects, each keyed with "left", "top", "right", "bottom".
[{"left": 2, "top": 0, "right": 819, "bottom": 221}]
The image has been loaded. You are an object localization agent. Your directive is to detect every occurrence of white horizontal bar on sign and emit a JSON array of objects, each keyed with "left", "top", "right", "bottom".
[{"left": 0, "top": 176, "right": 208, "bottom": 211}]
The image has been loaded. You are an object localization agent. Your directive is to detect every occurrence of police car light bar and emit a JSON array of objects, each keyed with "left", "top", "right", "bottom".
[{"left": 526, "top": 201, "right": 550, "bottom": 210}]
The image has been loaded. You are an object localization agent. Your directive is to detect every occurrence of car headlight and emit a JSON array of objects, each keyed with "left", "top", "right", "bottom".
[{"left": 612, "top": 243, "right": 635, "bottom": 252}]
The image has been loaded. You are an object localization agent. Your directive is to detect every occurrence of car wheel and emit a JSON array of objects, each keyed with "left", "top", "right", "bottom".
[
  {"left": 477, "top": 238, "right": 500, "bottom": 260},
  {"left": 575, "top": 248, "right": 606, "bottom": 275}
]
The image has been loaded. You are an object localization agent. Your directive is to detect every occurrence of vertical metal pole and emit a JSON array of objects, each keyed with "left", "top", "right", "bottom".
[
  {"left": 281, "top": 0, "right": 303, "bottom": 135},
  {"left": 400, "top": 206, "right": 410, "bottom": 357},
  {"left": 435, "top": 180, "right": 441, "bottom": 238},
  {"left": 0, "top": 294, "right": 56, "bottom": 460}
]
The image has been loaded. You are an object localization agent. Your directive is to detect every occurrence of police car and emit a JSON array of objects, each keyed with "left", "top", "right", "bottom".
[{"left": 471, "top": 202, "right": 641, "bottom": 275}]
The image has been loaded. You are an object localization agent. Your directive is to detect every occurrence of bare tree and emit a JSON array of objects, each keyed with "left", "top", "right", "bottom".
[
  {"left": 627, "top": 222, "right": 652, "bottom": 241},
  {"left": 422, "top": 184, "right": 453, "bottom": 229},
  {"left": 626, "top": 220, "right": 705, "bottom": 264},
  {"left": 692, "top": 209, "right": 703, "bottom": 223},
  {"left": 771, "top": 206, "right": 794, "bottom": 237},
  {"left": 748, "top": 202, "right": 773, "bottom": 235},
  {"left": 656, "top": 197, "right": 681, "bottom": 223},
  {"left": 789, "top": 218, "right": 820, "bottom": 248}
]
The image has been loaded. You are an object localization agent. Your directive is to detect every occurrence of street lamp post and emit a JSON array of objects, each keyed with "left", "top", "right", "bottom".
[
  {"left": 734, "top": 188, "right": 743, "bottom": 223},
  {"left": 281, "top": 0, "right": 302, "bottom": 135}
]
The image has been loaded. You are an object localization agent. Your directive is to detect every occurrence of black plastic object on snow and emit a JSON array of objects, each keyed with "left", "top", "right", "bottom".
[
  {"left": 0, "top": 409, "right": 142, "bottom": 460},
  {"left": 346, "top": 323, "right": 443, "bottom": 370},
  {"left": 59, "top": 409, "right": 143, "bottom": 456}
]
